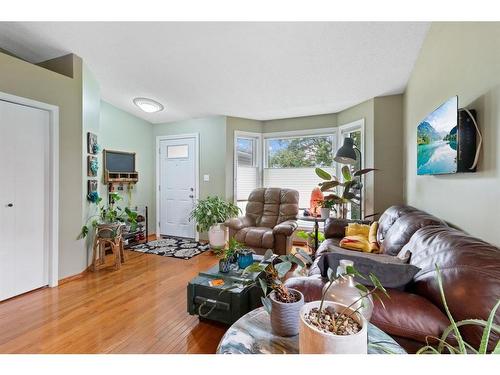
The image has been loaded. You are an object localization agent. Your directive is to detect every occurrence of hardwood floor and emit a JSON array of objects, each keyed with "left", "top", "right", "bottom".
[{"left": 0, "top": 250, "right": 228, "bottom": 353}]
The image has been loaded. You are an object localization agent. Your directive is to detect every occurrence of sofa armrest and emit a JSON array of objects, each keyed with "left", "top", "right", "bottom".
[
  {"left": 324, "top": 218, "right": 372, "bottom": 239},
  {"left": 284, "top": 275, "right": 326, "bottom": 303},
  {"left": 224, "top": 216, "right": 253, "bottom": 231},
  {"left": 273, "top": 220, "right": 298, "bottom": 236}
]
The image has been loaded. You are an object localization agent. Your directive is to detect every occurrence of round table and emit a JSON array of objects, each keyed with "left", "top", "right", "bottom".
[{"left": 216, "top": 307, "right": 406, "bottom": 354}]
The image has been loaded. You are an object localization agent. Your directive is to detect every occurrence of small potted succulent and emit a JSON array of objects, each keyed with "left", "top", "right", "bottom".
[
  {"left": 189, "top": 196, "right": 240, "bottom": 249},
  {"left": 242, "top": 249, "right": 313, "bottom": 337},
  {"left": 299, "top": 264, "right": 388, "bottom": 353}
]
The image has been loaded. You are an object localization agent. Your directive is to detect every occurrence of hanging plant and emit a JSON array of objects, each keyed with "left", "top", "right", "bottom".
[
  {"left": 87, "top": 191, "right": 100, "bottom": 203},
  {"left": 92, "top": 143, "right": 101, "bottom": 154}
]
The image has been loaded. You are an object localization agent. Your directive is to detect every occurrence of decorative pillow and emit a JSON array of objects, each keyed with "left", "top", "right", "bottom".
[
  {"left": 318, "top": 250, "right": 421, "bottom": 289},
  {"left": 339, "top": 235, "right": 369, "bottom": 252},
  {"left": 345, "top": 223, "right": 370, "bottom": 237},
  {"left": 368, "top": 221, "right": 380, "bottom": 253}
]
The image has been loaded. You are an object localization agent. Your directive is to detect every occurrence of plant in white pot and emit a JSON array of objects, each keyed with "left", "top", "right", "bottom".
[
  {"left": 318, "top": 199, "right": 335, "bottom": 219},
  {"left": 189, "top": 196, "right": 240, "bottom": 249},
  {"left": 299, "top": 264, "right": 388, "bottom": 354},
  {"left": 233, "top": 249, "right": 312, "bottom": 337}
]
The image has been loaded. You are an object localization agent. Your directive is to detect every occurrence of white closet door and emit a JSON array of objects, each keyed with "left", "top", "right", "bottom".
[{"left": 0, "top": 100, "right": 49, "bottom": 301}]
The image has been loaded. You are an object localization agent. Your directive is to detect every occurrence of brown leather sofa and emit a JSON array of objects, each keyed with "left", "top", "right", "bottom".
[
  {"left": 285, "top": 205, "right": 500, "bottom": 353},
  {"left": 224, "top": 188, "right": 299, "bottom": 255}
]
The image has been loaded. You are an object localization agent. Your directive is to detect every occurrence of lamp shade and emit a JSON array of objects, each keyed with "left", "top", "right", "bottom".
[{"left": 334, "top": 137, "right": 357, "bottom": 164}]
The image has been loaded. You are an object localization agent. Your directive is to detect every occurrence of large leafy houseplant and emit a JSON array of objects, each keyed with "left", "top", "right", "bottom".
[
  {"left": 189, "top": 196, "right": 240, "bottom": 233},
  {"left": 78, "top": 193, "right": 137, "bottom": 239},
  {"left": 315, "top": 166, "right": 376, "bottom": 218}
]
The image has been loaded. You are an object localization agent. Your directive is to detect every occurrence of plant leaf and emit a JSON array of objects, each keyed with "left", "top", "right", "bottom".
[
  {"left": 341, "top": 166, "right": 352, "bottom": 181},
  {"left": 263, "top": 249, "right": 274, "bottom": 261},
  {"left": 355, "top": 284, "right": 369, "bottom": 293},
  {"left": 479, "top": 299, "right": 500, "bottom": 353},
  {"left": 258, "top": 278, "right": 268, "bottom": 296},
  {"left": 353, "top": 168, "right": 378, "bottom": 177},
  {"left": 294, "top": 248, "right": 313, "bottom": 265},
  {"left": 327, "top": 267, "right": 335, "bottom": 281},
  {"left": 319, "top": 180, "right": 341, "bottom": 192},
  {"left": 261, "top": 296, "right": 272, "bottom": 314},
  {"left": 274, "top": 261, "right": 292, "bottom": 278},
  {"left": 315, "top": 167, "right": 332, "bottom": 181}
]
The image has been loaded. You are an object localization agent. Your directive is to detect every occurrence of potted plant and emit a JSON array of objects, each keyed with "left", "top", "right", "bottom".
[
  {"left": 78, "top": 193, "right": 138, "bottom": 240},
  {"left": 241, "top": 249, "right": 313, "bottom": 337},
  {"left": 315, "top": 166, "right": 376, "bottom": 219},
  {"left": 213, "top": 237, "right": 244, "bottom": 272},
  {"left": 189, "top": 196, "right": 240, "bottom": 249},
  {"left": 299, "top": 263, "right": 388, "bottom": 353},
  {"left": 319, "top": 199, "right": 335, "bottom": 219},
  {"left": 296, "top": 230, "right": 325, "bottom": 253}
]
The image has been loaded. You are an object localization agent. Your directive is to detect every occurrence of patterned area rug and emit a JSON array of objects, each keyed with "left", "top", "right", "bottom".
[{"left": 129, "top": 236, "right": 211, "bottom": 260}]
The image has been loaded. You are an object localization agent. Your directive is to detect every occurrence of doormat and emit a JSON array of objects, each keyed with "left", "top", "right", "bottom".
[{"left": 129, "top": 236, "right": 211, "bottom": 260}]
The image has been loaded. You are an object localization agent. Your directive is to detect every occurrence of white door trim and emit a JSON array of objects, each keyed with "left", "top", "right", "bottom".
[
  {"left": 155, "top": 133, "right": 200, "bottom": 241},
  {"left": 0, "top": 91, "right": 59, "bottom": 287}
]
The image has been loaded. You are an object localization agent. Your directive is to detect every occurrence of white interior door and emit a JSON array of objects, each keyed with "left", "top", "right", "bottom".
[
  {"left": 0, "top": 100, "right": 49, "bottom": 301},
  {"left": 159, "top": 137, "right": 197, "bottom": 238}
]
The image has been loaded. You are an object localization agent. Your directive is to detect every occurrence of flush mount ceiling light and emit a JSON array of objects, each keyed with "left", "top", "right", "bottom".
[{"left": 133, "top": 97, "right": 164, "bottom": 113}]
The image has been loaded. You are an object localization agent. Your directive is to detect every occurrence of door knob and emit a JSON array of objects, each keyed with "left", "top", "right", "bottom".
[
  {"left": 7, "top": 203, "right": 13, "bottom": 207},
  {"left": 189, "top": 195, "right": 194, "bottom": 198}
]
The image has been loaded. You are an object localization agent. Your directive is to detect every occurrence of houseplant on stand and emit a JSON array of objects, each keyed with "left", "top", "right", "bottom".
[
  {"left": 299, "top": 263, "right": 388, "bottom": 353},
  {"left": 189, "top": 196, "right": 240, "bottom": 249},
  {"left": 296, "top": 230, "right": 325, "bottom": 253},
  {"left": 319, "top": 199, "right": 335, "bottom": 219},
  {"left": 240, "top": 249, "right": 313, "bottom": 337}
]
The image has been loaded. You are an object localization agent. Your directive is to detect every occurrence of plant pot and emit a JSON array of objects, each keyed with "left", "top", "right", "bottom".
[
  {"left": 219, "top": 259, "right": 231, "bottom": 273},
  {"left": 237, "top": 251, "right": 254, "bottom": 269},
  {"left": 299, "top": 301, "right": 368, "bottom": 354},
  {"left": 209, "top": 224, "right": 226, "bottom": 249},
  {"left": 269, "top": 289, "right": 304, "bottom": 337},
  {"left": 320, "top": 207, "right": 331, "bottom": 219}
]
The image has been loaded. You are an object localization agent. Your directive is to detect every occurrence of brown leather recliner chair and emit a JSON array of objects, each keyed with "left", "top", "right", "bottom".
[
  {"left": 285, "top": 205, "right": 500, "bottom": 353},
  {"left": 224, "top": 188, "right": 299, "bottom": 255}
]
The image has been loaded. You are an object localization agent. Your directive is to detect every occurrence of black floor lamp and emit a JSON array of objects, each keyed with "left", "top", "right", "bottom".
[{"left": 334, "top": 137, "right": 363, "bottom": 219}]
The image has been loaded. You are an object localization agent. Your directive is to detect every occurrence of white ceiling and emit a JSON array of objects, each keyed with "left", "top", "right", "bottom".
[{"left": 0, "top": 22, "right": 429, "bottom": 124}]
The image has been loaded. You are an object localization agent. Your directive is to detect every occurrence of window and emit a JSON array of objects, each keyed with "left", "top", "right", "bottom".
[
  {"left": 264, "top": 133, "right": 336, "bottom": 209},
  {"left": 338, "top": 121, "right": 364, "bottom": 220},
  {"left": 167, "top": 144, "right": 189, "bottom": 158},
  {"left": 234, "top": 133, "right": 261, "bottom": 213}
]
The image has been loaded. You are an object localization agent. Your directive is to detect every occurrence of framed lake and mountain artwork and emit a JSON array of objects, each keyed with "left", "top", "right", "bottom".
[{"left": 417, "top": 96, "right": 458, "bottom": 175}]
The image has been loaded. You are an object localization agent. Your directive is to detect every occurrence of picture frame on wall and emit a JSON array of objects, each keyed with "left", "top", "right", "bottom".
[
  {"left": 87, "top": 155, "right": 98, "bottom": 177},
  {"left": 87, "top": 132, "right": 98, "bottom": 154},
  {"left": 87, "top": 180, "right": 98, "bottom": 195}
]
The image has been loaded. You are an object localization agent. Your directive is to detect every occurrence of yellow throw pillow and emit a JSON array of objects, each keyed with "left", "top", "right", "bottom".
[
  {"left": 345, "top": 223, "right": 370, "bottom": 238},
  {"left": 368, "top": 221, "right": 380, "bottom": 253},
  {"left": 339, "top": 235, "right": 370, "bottom": 252}
]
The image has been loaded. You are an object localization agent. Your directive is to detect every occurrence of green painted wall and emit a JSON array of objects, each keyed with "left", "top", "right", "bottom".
[
  {"left": 100, "top": 101, "right": 155, "bottom": 233},
  {"left": 404, "top": 22, "right": 500, "bottom": 245},
  {"left": 0, "top": 51, "right": 85, "bottom": 279},
  {"left": 154, "top": 116, "right": 228, "bottom": 200},
  {"left": 262, "top": 113, "right": 337, "bottom": 133}
]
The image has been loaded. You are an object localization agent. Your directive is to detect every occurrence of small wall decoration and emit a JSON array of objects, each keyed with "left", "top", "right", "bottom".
[
  {"left": 87, "top": 132, "right": 99, "bottom": 154},
  {"left": 88, "top": 155, "right": 99, "bottom": 177},
  {"left": 87, "top": 180, "right": 100, "bottom": 203}
]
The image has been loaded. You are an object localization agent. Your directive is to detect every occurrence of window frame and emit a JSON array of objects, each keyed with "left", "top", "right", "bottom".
[{"left": 233, "top": 131, "right": 263, "bottom": 206}]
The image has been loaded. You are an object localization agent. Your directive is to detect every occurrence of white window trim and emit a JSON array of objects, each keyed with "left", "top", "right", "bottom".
[
  {"left": 337, "top": 119, "right": 365, "bottom": 218},
  {"left": 233, "top": 131, "right": 263, "bottom": 205}
]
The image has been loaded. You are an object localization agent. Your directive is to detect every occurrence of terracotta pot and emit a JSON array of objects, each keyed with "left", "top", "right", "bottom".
[
  {"left": 299, "top": 301, "right": 368, "bottom": 354},
  {"left": 269, "top": 289, "right": 304, "bottom": 337}
]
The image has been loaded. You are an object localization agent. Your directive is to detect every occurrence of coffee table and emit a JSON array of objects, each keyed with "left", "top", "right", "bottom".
[{"left": 216, "top": 307, "right": 406, "bottom": 354}]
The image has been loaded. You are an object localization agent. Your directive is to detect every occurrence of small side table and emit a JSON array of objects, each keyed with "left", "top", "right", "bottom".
[
  {"left": 216, "top": 307, "right": 406, "bottom": 354},
  {"left": 298, "top": 216, "right": 326, "bottom": 251}
]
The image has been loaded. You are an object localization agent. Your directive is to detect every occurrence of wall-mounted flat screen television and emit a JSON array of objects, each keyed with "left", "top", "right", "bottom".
[
  {"left": 417, "top": 96, "right": 458, "bottom": 175},
  {"left": 104, "top": 150, "right": 136, "bottom": 173}
]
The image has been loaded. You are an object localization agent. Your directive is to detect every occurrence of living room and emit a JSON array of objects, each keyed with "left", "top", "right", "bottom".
[{"left": 0, "top": 1, "right": 499, "bottom": 374}]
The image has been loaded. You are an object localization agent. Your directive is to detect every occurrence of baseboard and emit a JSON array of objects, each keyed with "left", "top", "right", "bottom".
[{"left": 58, "top": 266, "right": 91, "bottom": 285}]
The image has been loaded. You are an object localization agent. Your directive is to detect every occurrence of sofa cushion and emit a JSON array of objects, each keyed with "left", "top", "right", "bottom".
[
  {"left": 317, "top": 247, "right": 420, "bottom": 289},
  {"left": 377, "top": 205, "right": 419, "bottom": 244},
  {"left": 371, "top": 288, "right": 450, "bottom": 344},
  {"left": 235, "top": 227, "right": 274, "bottom": 249}
]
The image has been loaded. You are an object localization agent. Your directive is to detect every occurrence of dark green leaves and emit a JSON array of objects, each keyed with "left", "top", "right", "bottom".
[
  {"left": 258, "top": 278, "right": 268, "bottom": 296},
  {"left": 353, "top": 168, "right": 378, "bottom": 177},
  {"left": 319, "top": 180, "right": 340, "bottom": 192},
  {"left": 341, "top": 166, "right": 352, "bottom": 181},
  {"left": 315, "top": 167, "right": 332, "bottom": 181}
]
